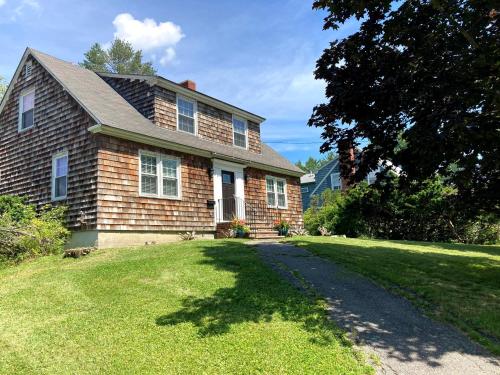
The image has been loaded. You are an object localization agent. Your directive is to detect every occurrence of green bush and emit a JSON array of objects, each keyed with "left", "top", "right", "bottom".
[
  {"left": 0, "top": 195, "right": 35, "bottom": 223},
  {"left": 0, "top": 199, "right": 69, "bottom": 262},
  {"left": 304, "top": 177, "right": 499, "bottom": 244}
]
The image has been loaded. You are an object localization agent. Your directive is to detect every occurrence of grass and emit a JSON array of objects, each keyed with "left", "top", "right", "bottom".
[
  {"left": 286, "top": 236, "right": 500, "bottom": 355},
  {"left": 0, "top": 240, "right": 372, "bottom": 374}
]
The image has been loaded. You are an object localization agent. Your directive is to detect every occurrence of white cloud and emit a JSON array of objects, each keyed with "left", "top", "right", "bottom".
[
  {"left": 112, "top": 13, "right": 184, "bottom": 65},
  {"left": 0, "top": 0, "right": 6, "bottom": 7}
]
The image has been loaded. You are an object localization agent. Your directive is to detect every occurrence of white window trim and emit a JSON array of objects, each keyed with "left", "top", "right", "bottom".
[
  {"left": 266, "top": 175, "right": 288, "bottom": 209},
  {"left": 232, "top": 114, "right": 248, "bottom": 149},
  {"left": 331, "top": 172, "right": 341, "bottom": 191},
  {"left": 176, "top": 94, "right": 198, "bottom": 136},
  {"left": 139, "top": 150, "right": 182, "bottom": 200},
  {"left": 18, "top": 88, "right": 35, "bottom": 133},
  {"left": 51, "top": 151, "right": 68, "bottom": 201}
]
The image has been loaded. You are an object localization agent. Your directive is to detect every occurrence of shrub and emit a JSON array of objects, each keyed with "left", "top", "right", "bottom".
[
  {"left": 0, "top": 201, "right": 69, "bottom": 262},
  {"left": 0, "top": 195, "right": 35, "bottom": 223}
]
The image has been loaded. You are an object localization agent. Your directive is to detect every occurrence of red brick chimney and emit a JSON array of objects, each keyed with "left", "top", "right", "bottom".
[
  {"left": 179, "top": 80, "right": 196, "bottom": 91},
  {"left": 338, "top": 139, "right": 356, "bottom": 191}
]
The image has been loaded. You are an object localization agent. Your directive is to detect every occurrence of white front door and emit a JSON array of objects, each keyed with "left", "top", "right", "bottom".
[{"left": 213, "top": 159, "right": 246, "bottom": 223}]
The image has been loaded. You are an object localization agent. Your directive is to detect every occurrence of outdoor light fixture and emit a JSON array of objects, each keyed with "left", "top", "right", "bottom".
[{"left": 208, "top": 167, "right": 214, "bottom": 178}]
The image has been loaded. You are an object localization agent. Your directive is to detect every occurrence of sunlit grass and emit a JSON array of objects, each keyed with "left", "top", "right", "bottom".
[
  {"left": 286, "top": 236, "right": 500, "bottom": 354},
  {"left": 0, "top": 240, "right": 371, "bottom": 374}
]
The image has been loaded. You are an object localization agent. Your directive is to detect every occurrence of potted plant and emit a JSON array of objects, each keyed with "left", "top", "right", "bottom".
[
  {"left": 273, "top": 218, "right": 290, "bottom": 236},
  {"left": 230, "top": 218, "right": 250, "bottom": 238}
]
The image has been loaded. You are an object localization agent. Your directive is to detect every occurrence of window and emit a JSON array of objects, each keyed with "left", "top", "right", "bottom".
[
  {"left": 24, "top": 61, "right": 32, "bottom": 79},
  {"left": 19, "top": 90, "right": 35, "bottom": 131},
  {"left": 232, "top": 115, "right": 247, "bottom": 148},
  {"left": 139, "top": 151, "right": 181, "bottom": 199},
  {"left": 331, "top": 172, "right": 341, "bottom": 190},
  {"left": 177, "top": 96, "right": 196, "bottom": 134},
  {"left": 366, "top": 171, "right": 377, "bottom": 184},
  {"left": 301, "top": 186, "right": 309, "bottom": 193},
  {"left": 52, "top": 152, "right": 68, "bottom": 201},
  {"left": 266, "top": 176, "right": 287, "bottom": 208}
]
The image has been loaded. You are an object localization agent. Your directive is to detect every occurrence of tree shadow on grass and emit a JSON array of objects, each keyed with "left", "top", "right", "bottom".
[{"left": 155, "top": 241, "right": 350, "bottom": 347}]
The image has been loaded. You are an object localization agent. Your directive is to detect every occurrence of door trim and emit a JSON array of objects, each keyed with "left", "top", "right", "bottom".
[{"left": 213, "top": 159, "right": 246, "bottom": 223}]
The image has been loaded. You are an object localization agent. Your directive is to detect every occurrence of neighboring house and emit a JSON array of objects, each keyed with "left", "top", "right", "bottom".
[
  {"left": 300, "top": 156, "right": 379, "bottom": 211},
  {"left": 0, "top": 48, "right": 303, "bottom": 248}
]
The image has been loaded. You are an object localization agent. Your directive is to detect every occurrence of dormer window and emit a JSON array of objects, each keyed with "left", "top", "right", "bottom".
[
  {"left": 177, "top": 95, "right": 197, "bottom": 134},
  {"left": 232, "top": 115, "right": 247, "bottom": 148},
  {"left": 18, "top": 89, "right": 35, "bottom": 132},
  {"left": 24, "top": 61, "right": 33, "bottom": 79}
]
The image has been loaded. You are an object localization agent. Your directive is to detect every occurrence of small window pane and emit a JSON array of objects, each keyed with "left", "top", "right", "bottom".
[
  {"left": 233, "top": 118, "right": 246, "bottom": 134},
  {"left": 56, "top": 156, "right": 68, "bottom": 177},
  {"left": 163, "top": 179, "right": 177, "bottom": 196},
  {"left": 141, "top": 175, "right": 158, "bottom": 194},
  {"left": 234, "top": 132, "right": 246, "bottom": 148},
  {"left": 23, "top": 92, "right": 35, "bottom": 112},
  {"left": 55, "top": 176, "right": 67, "bottom": 198},
  {"left": 301, "top": 187, "right": 309, "bottom": 193},
  {"left": 278, "top": 193, "right": 286, "bottom": 207},
  {"left": 141, "top": 155, "right": 157, "bottom": 175},
  {"left": 178, "top": 115, "right": 195, "bottom": 133},
  {"left": 178, "top": 98, "right": 194, "bottom": 117},
  {"left": 267, "top": 192, "right": 276, "bottom": 206},
  {"left": 276, "top": 180, "right": 285, "bottom": 194},
  {"left": 266, "top": 178, "right": 275, "bottom": 192},
  {"left": 22, "top": 109, "right": 34, "bottom": 129},
  {"left": 162, "top": 159, "right": 177, "bottom": 178}
]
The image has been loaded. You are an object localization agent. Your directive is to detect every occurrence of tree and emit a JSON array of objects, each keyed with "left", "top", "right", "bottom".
[
  {"left": 80, "top": 39, "right": 156, "bottom": 75},
  {"left": 0, "top": 75, "right": 7, "bottom": 101},
  {"left": 309, "top": 1, "right": 499, "bottom": 215},
  {"left": 296, "top": 152, "right": 337, "bottom": 172}
]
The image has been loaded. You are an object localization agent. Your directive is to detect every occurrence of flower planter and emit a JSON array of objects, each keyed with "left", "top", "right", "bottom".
[
  {"left": 235, "top": 229, "right": 247, "bottom": 238},
  {"left": 278, "top": 228, "right": 289, "bottom": 236}
]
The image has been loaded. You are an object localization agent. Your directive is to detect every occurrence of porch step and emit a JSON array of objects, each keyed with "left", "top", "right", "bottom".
[{"left": 249, "top": 230, "right": 284, "bottom": 239}]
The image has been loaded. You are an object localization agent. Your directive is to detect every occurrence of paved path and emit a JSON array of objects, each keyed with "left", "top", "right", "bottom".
[{"left": 253, "top": 241, "right": 500, "bottom": 374}]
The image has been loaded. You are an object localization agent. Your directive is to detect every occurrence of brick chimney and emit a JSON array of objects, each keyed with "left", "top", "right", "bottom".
[
  {"left": 338, "top": 139, "right": 356, "bottom": 191},
  {"left": 179, "top": 80, "right": 196, "bottom": 91}
]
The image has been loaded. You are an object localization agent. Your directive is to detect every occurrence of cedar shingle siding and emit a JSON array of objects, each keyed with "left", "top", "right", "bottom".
[{"left": 0, "top": 58, "right": 99, "bottom": 229}]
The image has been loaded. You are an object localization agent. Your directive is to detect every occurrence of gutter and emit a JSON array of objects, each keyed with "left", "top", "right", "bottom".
[{"left": 88, "top": 124, "right": 303, "bottom": 177}]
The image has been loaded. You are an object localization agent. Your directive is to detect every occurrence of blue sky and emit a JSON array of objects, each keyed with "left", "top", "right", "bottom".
[{"left": 0, "top": 0, "right": 358, "bottom": 163}]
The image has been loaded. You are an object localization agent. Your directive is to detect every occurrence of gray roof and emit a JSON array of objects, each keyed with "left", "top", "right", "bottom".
[{"left": 28, "top": 49, "right": 302, "bottom": 175}]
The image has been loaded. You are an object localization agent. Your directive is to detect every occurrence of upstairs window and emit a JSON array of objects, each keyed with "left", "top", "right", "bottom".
[
  {"left": 331, "top": 172, "right": 341, "bottom": 191},
  {"left": 19, "top": 90, "right": 35, "bottom": 131},
  {"left": 52, "top": 152, "right": 68, "bottom": 201},
  {"left": 177, "top": 96, "right": 196, "bottom": 134},
  {"left": 266, "top": 176, "right": 287, "bottom": 209},
  {"left": 232, "top": 115, "right": 247, "bottom": 148},
  {"left": 139, "top": 151, "right": 181, "bottom": 199},
  {"left": 301, "top": 186, "right": 309, "bottom": 193}
]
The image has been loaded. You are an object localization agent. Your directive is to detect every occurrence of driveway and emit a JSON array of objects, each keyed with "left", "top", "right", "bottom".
[{"left": 253, "top": 241, "right": 500, "bottom": 374}]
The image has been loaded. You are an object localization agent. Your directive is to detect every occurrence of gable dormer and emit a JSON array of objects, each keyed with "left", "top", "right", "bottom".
[{"left": 100, "top": 74, "right": 263, "bottom": 154}]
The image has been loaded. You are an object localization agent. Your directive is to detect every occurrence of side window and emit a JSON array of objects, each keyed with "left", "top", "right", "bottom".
[
  {"left": 19, "top": 90, "right": 35, "bottom": 131},
  {"left": 232, "top": 115, "right": 247, "bottom": 148},
  {"left": 177, "top": 96, "right": 196, "bottom": 134},
  {"left": 52, "top": 152, "right": 68, "bottom": 201},
  {"left": 139, "top": 151, "right": 181, "bottom": 199},
  {"left": 140, "top": 153, "right": 159, "bottom": 195},
  {"left": 266, "top": 176, "right": 288, "bottom": 208},
  {"left": 331, "top": 172, "right": 341, "bottom": 190}
]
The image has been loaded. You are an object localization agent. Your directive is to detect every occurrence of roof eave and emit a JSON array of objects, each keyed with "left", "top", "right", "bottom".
[{"left": 89, "top": 124, "right": 303, "bottom": 177}]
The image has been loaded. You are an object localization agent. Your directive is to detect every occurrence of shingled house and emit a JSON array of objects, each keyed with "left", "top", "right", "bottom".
[{"left": 0, "top": 48, "right": 303, "bottom": 248}]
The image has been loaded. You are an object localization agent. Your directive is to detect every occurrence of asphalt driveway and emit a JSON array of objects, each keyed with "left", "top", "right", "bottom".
[{"left": 253, "top": 241, "right": 500, "bottom": 374}]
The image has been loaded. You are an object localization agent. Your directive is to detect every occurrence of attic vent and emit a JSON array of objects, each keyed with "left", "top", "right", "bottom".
[{"left": 24, "top": 61, "right": 32, "bottom": 79}]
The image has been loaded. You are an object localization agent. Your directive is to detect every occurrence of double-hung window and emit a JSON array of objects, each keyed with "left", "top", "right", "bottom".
[
  {"left": 52, "top": 152, "right": 68, "bottom": 201},
  {"left": 232, "top": 115, "right": 247, "bottom": 148},
  {"left": 177, "top": 96, "right": 196, "bottom": 134},
  {"left": 19, "top": 89, "right": 35, "bottom": 131},
  {"left": 266, "top": 176, "right": 287, "bottom": 209},
  {"left": 331, "top": 172, "right": 341, "bottom": 190},
  {"left": 139, "top": 151, "right": 181, "bottom": 199}
]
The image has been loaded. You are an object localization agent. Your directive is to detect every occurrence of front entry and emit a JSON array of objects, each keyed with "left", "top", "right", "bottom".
[{"left": 222, "top": 170, "right": 235, "bottom": 221}]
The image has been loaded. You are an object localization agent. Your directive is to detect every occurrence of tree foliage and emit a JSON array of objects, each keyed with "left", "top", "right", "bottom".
[
  {"left": 80, "top": 39, "right": 156, "bottom": 75},
  {"left": 295, "top": 152, "right": 336, "bottom": 172},
  {"left": 310, "top": 0, "right": 499, "bottom": 216},
  {"left": 0, "top": 75, "right": 7, "bottom": 101}
]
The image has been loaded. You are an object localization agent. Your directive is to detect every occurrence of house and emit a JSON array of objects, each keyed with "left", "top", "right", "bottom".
[
  {"left": 300, "top": 155, "right": 379, "bottom": 211},
  {"left": 0, "top": 48, "right": 304, "bottom": 248}
]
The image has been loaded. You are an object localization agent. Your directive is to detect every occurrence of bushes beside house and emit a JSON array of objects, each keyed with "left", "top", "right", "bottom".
[
  {"left": 304, "top": 176, "right": 499, "bottom": 244},
  {"left": 0, "top": 195, "right": 69, "bottom": 262}
]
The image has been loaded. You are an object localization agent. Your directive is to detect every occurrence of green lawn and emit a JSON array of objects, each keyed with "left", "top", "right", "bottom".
[
  {"left": 0, "top": 240, "right": 371, "bottom": 374},
  {"left": 286, "top": 236, "right": 500, "bottom": 355}
]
